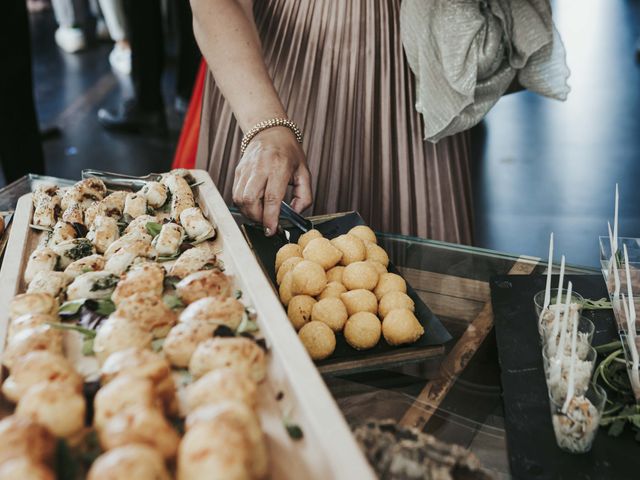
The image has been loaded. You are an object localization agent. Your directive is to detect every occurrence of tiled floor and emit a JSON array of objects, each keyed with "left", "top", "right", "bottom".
[{"left": 19, "top": 1, "right": 640, "bottom": 267}]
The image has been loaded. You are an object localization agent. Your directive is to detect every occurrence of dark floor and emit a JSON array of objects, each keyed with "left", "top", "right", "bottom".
[
  {"left": 20, "top": 1, "right": 640, "bottom": 268},
  {"left": 30, "top": 10, "right": 178, "bottom": 180}
]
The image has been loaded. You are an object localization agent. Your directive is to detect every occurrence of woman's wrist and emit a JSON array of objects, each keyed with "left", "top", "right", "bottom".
[{"left": 240, "top": 117, "right": 303, "bottom": 155}]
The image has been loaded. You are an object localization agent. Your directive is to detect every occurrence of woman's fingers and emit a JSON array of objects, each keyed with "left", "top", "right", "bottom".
[
  {"left": 232, "top": 164, "right": 251, "bottom": 208},
  {"left": 290, "top": 165, "right": 313, "bottom": 213},
  {"left": 262, "top": 170, "right": 290, "bottom": 235},
  {"left": 240, "top": 170, "right": 268, "bottom": 222}
]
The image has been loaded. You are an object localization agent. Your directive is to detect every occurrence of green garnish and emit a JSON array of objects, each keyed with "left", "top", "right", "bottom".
[
  {"left": 160, "top": 191, "right": 173, "bottom": 212},
  {"left": 593, "top": 339, "right": 640, "bottom": 439},
  {"left": 90, "top": 274, "right": 119, "bottom": 292},
  {"left": 157, "top": 252, "right": 181, "bottom": 262},
  {"left": 235, "top": 289, "right": 243, "bottom": 299},
  {"left": 283, "top": 419, "right": 304, "bottom": 440},
  {"left": 146, "top": 221, "right": 163, "bottom": 237},
  {"left": 55, "top": 439, "right": 78, "bottom": 480},
  {"left": 152, "top": 338, "right": 165, "bottom": 352},
  {"left": 601, "top": 405, "right": 640, "bottom": 437},
  {"left": 237, "top": 313, "right": 259, "bottom": 334},
  {"left": 47, "top": 322, "right": 96, "bottom": 338},
  {"left": 95, "top": 299, "right": 116, "bottom": 316},
  {"left": 79, "top": 431, "right": 102, "bottom": 465},
  {"left": 581, "top": 298, "right": 613, "bottom": 310},
  {"left": 176, "top": 369, "right": 193, "bottom": 387},
  {"left": 59, "top": 299, "right": 85, "bottom": 315},
  {"left": 66, "top": 239, "right": 94, "bottom": 260},
  {"left": 163, "top": 275, "right": 180, "bottom": 289},
  {"left": 81, "top": 267, "right": 93, "bottom": 273},
  {"left": 58, "top": 298, "right": 115, "bottom": 316},
  {"left": 47, "top": 321, "right": 97, "bottom": 356},
  {"left": 82, "top": 338, "right": 95, "bottom": 356},
  {"left": 163, "top": 294, "right": 184, "bottom": 310}
]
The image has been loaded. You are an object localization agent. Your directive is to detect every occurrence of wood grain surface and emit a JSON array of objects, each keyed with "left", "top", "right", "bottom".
[{"left": 399, "top": 256, "right": 539, "bottom": 430}]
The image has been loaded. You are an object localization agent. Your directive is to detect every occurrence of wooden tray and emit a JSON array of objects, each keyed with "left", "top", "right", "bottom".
[
  {"left": 0, "top": 170, "right": 375, "bottom": 479},
  {"left": 490, "top": 274, "right": 636, "bottom": 480},
  {"left": 242, "top": 212, "right": 452, "bottom": 375}
]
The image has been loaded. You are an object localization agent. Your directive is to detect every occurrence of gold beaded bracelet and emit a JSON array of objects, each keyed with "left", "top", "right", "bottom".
[{"left": 240, "top": 118, "right": 303, "bottom": 156}]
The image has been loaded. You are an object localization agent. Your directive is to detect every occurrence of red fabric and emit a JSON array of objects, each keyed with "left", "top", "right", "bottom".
[{"left": 172, "top": 60, "right": 207, "bottom": 169}]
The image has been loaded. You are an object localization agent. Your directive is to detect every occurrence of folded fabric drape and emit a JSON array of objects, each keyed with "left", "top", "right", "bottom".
[{"left": 401, "top": 0, "right": 571, "bottom": 142}]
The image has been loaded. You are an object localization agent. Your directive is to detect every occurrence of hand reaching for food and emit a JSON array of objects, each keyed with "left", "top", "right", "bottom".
[{"left": 232, "top": 126, "right": 312, "bottom": 236}]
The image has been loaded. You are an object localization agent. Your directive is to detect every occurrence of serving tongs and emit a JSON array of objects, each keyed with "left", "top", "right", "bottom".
[
  {"left": 81, "top": 169, "right": 163, "bottom": 190},
  {"left": 81, "top": 169, "right": 206, "bottom": 191},
  {"left": 280, "top": 201, "right": 313, "bottom": 233},
  {"left": 0, "top": 211, "right": 14, "bottom": 259},
  {"left": 83, "top": 169, "right": 311, "bottom": 232}
]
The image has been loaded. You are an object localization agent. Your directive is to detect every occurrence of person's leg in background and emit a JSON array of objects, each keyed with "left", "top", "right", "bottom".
[
  {"left": 174, "top": 0, "right": 201, "bottom": 114},
  {"left": 98, "top": 0, "right": 131, "bottom": 75},
  {"left": 51, "top": 0, "right": 92, "bottom": 52},
  {"left": 0, "top": 0, "right": 45, "bottom": 183},
  {"left": 97, "top": 0, "right": 166, "bottom": 134}
]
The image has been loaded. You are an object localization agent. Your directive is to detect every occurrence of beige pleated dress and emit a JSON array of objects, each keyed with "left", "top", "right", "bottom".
[{"left": 195, "top": 0, "right": 474, "bottom": 245}]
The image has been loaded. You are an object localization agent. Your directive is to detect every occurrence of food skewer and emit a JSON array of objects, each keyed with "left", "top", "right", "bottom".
[
  {"left": 623, "top": 244, "right": 638, "bottom": 333},
  {"left": 562, "top": 289, "right": 579, "bottom": 413},
  {"left": 552, "top": 281, "right": 573, "bottom": 359},
  {"left": 613, "top": 184, "right": 619, "bottom": 257},
  {"left": 548, "top": 256, "right": 567, "bottom": 346},
  {"left": 543, "top": 233, "right": 554, "bottom": 309},
  {"left": 622, "top": 245, "right": 640, "bottom": 392},
  {"left": 608, "top": 221, "right": 621, "bottom": 300},
  {"left": 538, "top": 232, "right": 553, "bottom": 333},
  {"left": 549, "top": 282, "right": 573, "bottom": 378},
  {"left": 621, "top": 295, "right": 640, "bottom": 398}
]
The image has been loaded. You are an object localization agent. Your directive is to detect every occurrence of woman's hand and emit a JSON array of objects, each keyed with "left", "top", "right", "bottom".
[{"left": 232, "top": 126, "right": 312, "bottom": 235}]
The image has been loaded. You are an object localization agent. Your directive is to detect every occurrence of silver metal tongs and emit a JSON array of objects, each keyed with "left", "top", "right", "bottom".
[
  {"left": 82, "top": 168, "right": 312, "bottom": 231},
  {"left": 280, "top": 201, "right": 313, "bottom": 232},
  {"left": 81, "top": 169, "right": 163, "bottom": 190}
]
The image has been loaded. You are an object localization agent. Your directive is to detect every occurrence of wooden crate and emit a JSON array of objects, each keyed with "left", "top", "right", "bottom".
[{"left": 0, "top": 169, "right": 374, "bottom": 479}]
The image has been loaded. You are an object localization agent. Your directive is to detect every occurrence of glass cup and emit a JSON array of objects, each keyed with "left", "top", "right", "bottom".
[
  {"left": 541, "top": 315, "right": 595, "bottom": 353},
  {"left": 620, "top": 333, "right": 640, "bottom": 402},
  {"left": 534, "top": 289, "right": 585, "bottom": 337},
  {"left": 549, "top": 383, "right": 606, "bottom": 454},
  {"left": 534, "top": 288, "right": 585, "bottom": 318},
  {"left": 542, "top": 345, "right": 597, "bottom": 398}
]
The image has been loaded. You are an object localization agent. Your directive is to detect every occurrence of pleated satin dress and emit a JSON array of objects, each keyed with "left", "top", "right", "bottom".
[{"left": 195, "top": 0, "right": 474, "bottom": 245}]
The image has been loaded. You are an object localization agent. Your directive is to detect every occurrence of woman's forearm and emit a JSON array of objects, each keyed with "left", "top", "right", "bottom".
[{"left": 190, "top": 0, "right": 286, "bottom": 132}]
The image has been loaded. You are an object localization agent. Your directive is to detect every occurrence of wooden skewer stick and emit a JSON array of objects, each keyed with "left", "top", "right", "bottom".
[
  {"left": 555, "top": 281, "right": 573, "bottom": 359},
  {"left": 623, "top": 246, "right": 639, "bottom": 383},
  {"left": 621, "top": 294, "right": 640, "bottom": 392},
  {"left": 549, "top": 256, "right": 566, "bottom": 348},
  {"left": 539, "top": 233, "right": 554, "bottom": 334},
  {"left": 608, "top": 222, "right": 621, "bottom": 299},
  {"left": 562, "top": 282, "right": 578, "bottom": 414},
  {"left": 613, "top": 184, "right": 619, "bottom": 256},
  {"left": 543, "top": 233, "right": 554, "bottom": 310}
]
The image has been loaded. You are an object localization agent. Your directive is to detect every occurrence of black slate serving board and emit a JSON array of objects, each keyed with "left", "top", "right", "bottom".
[
  {"left": 242, "top": 212, "right": 452, "bottom": 374},
  {"left": 490, "top": 274, "right": 637, "bottom": 480}
]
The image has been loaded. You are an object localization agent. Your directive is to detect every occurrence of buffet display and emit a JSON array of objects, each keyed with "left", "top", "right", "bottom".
[{"left": 0, "top": 170, "right": 374, "bottom": 479}]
